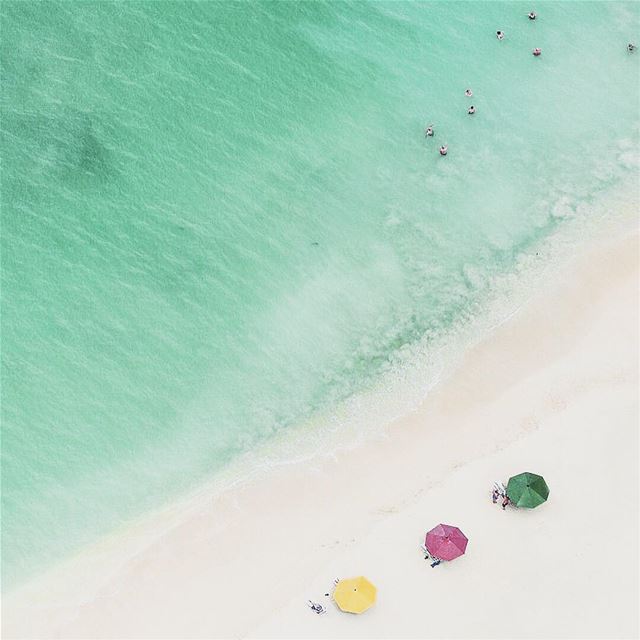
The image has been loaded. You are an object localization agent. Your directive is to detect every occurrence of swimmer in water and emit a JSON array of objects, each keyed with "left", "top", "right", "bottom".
[
  {"left": 532, "top": 47, "right": 542, "bottom": 56},
  {"left": 496, "top": 30, "right": 505, "bottom": 40},
  {"left": 528, "top": 11, "right": 537, "bottom": 20},
  {"left": 464, "top": 88, "right": 473, "bottom": 97},
  {"left": 425, "top": 124, "right": 434, "bottom": 137},
  {"left": 468, "top": 105, "right": 476, "bottom": 115},
  {"left": 628, "top": 43, "right": 637, "bottom": 53},
  {"left": 439, "top": 145, "right": 448, "bottom": 156}
]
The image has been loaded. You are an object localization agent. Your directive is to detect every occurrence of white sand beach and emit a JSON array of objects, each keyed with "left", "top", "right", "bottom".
[{"left": 3, "top": 221, "right": 638, "bottom": 640}]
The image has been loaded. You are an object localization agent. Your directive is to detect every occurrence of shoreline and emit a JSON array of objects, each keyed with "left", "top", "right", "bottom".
[
  {"left": 3, "top": 214, "right": 639, "bottom": 639},
  {"left": 3, "top": 187, "right": 636, "bottom": 598}
]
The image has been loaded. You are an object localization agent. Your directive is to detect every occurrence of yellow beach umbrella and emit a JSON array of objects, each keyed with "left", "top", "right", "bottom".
[{"left": 333, "top": 576, "right": 377, "bottom": 614}]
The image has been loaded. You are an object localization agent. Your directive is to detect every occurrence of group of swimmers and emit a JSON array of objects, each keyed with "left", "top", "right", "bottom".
[
  {"left": 497, "top": 11, "right": 541, "bottom": 54},
  {"left": 496, "top": 28, "right": 542, "bottom": 55},
  {"left": 423, "top": 124, "right": 446, "bottom": 155},
  {"left": 424, "top": 82, "right": 476, "bottom": 156},
  {"left": 425, "top": 10, "right": 637, "bottom": 158}
]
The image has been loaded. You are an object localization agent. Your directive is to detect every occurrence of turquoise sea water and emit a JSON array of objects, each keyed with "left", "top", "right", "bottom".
[{"left": 1, "top": 1, "right": 638, "bottom": 589}]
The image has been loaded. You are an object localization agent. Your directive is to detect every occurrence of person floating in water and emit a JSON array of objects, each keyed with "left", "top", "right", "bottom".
[
  {"left": 439, "top": 145, "right": 448, "bottom": 156},
  {"left": 628, "top": 43, "right": 637, "bottom": 53},
  {"left": 533, "top": 47, "right": 542, "bottom": 56},
  {"left": 425, "top": 124, "right": 434, "bottom": 137},
  {"left": 528, "top": 11, "right": 537, "bottom": 20},
  {"left": 496, "top": 30, "right": 505, "bottom": 40},
  {"left": 468, "top": 105, "right": 476, "bottom": 115},
  {"left": 465, "top": 88, "right": 473, "bottom": 97}
]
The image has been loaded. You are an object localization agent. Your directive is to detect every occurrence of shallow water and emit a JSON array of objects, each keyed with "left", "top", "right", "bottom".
[{"left": 1, "top": 1, "right": 638, "bottom": 588}]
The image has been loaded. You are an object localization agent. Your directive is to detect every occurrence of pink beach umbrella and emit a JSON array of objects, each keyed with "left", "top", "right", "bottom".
[{"left": 425, "top": 524, "right": 468, "bottom": 561}]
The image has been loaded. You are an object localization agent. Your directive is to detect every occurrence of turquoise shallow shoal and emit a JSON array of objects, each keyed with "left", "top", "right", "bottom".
[{"left": 1, "top": 1, "right": 638, "bottom": 589}]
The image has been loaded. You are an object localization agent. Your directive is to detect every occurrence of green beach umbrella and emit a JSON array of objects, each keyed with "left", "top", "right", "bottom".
[{"left": 506, "top": 472, "right": 549, "bottom": 508}]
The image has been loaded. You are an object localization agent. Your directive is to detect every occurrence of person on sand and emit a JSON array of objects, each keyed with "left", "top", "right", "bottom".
[
  {"left": 492, "top": 487, "right": 500, "bottom": 504},
  {"left": 528, "top": 11, "right": 537, "bottom": 20},
  {"left": 430, "top": 557, "right": 442, "bottom": 568},
  {"left": 465, "top": 88, "right": 473, "bottom": 97},
  {"left": 439, "top": 145, "right": 448, "bottom": 156},
  {"left": 502, "top": 494, "right": 511, "bottom": 510},
  {"left": 496, "top": 30, "right": 505, "bottom": 40},
  {"left": 425, "top": 124, "right": 434, "bottom": 137},
  {"left": 533, "top": 48, "right": 542, "bottom": 56},
  {"left": 468, "top": 105, "right": 476, "bottom": 115},
  {"left": 307, "top": 600, "right": 326, "bottom": 614}
]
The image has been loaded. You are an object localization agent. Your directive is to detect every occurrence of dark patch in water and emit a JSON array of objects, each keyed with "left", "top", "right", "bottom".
[
  {"left": 75, "top": 115, "right": 112, "bottom": 179},
  {"left": 2, "top": 109, "right": 117, "bottom": 197}
]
